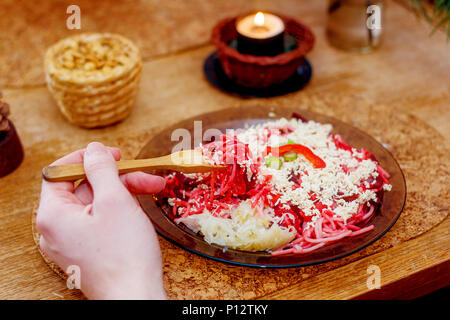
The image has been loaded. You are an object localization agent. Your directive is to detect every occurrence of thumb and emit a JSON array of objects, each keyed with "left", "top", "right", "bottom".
[{"left": 84, "top": 142, "right": 128, "bottom": 201}]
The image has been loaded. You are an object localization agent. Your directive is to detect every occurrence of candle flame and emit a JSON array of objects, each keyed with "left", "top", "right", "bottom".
[{"left": 254, "top": 12, "right": 265, "bottom": 26}]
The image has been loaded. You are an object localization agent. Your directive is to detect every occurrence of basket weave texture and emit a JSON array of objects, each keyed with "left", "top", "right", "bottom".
[
  {"left": 211, "top": 15, "right": 314, "bottom": 88},
  {"left": 45, "top": 33, "right": 142, "bottom": 128}
]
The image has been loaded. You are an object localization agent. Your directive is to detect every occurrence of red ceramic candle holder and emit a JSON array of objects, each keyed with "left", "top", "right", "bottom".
[
  {"left": 0, "top": 120, "right": 24, "bottom": 178},
  {"left": 211, "top": 14, "right": 315, "bottom": 88}
]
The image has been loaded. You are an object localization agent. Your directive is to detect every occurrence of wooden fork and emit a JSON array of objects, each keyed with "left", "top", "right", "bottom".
[{"left": 42, "top": 149, "right": 224, "bottom": 182}]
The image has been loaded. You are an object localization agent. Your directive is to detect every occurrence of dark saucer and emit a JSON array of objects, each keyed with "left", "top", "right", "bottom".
[{"left": 203, "top": 51, "right": 312, "bottom": 98}]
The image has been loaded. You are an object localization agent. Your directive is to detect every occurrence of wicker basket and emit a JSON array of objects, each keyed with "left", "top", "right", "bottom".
[
  {"left": 211, "top": 14, "right": 314, "bottom": 88},
  {"left": 45, "top": 33, "right": 142, "bottom": 128}
]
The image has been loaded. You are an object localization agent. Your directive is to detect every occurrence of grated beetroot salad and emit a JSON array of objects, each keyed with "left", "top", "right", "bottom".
[{"left": 159, "top": 114, "right": 392, "bottom": 255}]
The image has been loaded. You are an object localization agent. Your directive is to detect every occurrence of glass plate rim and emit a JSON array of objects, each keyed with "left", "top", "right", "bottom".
[{"left": 137, "top": 106, "right": 407, "bottom": 268}]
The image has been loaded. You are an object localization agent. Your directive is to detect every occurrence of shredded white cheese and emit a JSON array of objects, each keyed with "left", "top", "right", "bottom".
[{"left": 169, "top": 118, "right": 391, "bottom": 251}]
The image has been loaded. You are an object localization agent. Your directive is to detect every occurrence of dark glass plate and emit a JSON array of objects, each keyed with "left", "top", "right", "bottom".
[
  {"left": 136, "top": 106, "right": 406, "bottom": 268},
  {"left": 203, "top": 52, "right": 312, "bottom": 98}
]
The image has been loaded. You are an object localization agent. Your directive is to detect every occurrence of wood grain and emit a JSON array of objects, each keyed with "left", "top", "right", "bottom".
[
  {"left": 42, "top": 150, "right": 221, "bottom": 182},
  {"left": 0, "top": 0, "right": 320, "bottom": 88},
  {"left": 0, "top": 0, "right": 448, "bottom": 299},
  {"left": 260, "top": 218, "right": 449, "bottom": 300}
]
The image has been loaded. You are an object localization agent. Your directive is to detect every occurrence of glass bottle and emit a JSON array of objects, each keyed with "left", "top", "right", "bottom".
[{"left": 326, "top": 0, "right": 385, "bottom": 53}]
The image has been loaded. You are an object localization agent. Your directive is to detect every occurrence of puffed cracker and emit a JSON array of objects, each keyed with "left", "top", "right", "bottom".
[{"left": 45, "top": 33, "right": 141, "bottom": 86}]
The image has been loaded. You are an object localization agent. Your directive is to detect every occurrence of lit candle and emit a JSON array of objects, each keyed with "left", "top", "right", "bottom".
[{"left": 235, "top": 12, "right": 285, "bottom": 56}]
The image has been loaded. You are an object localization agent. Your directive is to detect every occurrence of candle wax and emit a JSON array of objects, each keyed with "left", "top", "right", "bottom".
[{"left": 236, "top": 12, "right": 285, "bottom": 40}]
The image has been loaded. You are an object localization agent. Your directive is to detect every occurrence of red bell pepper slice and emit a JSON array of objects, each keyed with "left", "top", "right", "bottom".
[{"left": 266, "top": 144, "right": 326, "bottom": 169}]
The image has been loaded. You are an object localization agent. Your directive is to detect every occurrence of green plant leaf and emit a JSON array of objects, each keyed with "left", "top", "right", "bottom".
[{"left": 411, "top": 0, "right": 450, "bottom": 39}]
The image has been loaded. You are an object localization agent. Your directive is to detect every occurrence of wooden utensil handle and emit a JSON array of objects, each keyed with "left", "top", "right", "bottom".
[
  {"left": 42, "top": 151, "right": 222, "bottom": 182},
  {"left": 42, "top": 160, "right": 163, "bottom": 182}
]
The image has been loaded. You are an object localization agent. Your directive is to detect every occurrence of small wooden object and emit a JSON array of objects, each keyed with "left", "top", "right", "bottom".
[{"left": 42, "top": 149, "right": 223, "bottom": 182}]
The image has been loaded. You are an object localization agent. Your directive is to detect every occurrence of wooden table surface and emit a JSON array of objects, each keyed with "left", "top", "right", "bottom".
[{"left": 0, "top": 0, "right": 448, "bottom": 299}]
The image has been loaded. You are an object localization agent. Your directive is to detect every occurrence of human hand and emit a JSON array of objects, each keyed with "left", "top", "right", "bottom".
[{"left": 36, "top": 142, "right": 167, "bottom": 300}]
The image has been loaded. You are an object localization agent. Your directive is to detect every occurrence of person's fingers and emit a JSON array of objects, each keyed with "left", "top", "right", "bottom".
[
  {"left": 42, "top": 147, "right": 121, "bottom": 201},
  {"left": 109, "top": 147, "right": 121, "bottom": 161},
  {"left": 119, "top": 172, "right": 166, "bottom": 195},
  {"left": 83, "top": 142, "right": 130, "bottom": 204},
  {"left": 42, "top": 149, "right": 89, "bottom": 201},
  {"left": 72, "top": 147, "right": 120, "bottom": 205},
  {"left": 51, "top": 147, "right": 121, "bottom": 166},
  {"left": 75, "top": 172, "right": 165, "bottom": 204},
  {"left": 74, "top": 180, "right": 94, "bottom": 205}
]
